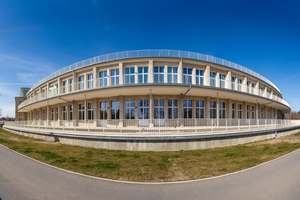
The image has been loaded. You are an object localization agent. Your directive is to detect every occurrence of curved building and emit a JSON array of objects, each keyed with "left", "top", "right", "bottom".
[{"left": 15, "top": 50, "right": 290, "bottom": 128}]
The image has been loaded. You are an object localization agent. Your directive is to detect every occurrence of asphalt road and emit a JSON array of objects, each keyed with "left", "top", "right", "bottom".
[{"left": 1, "top": 144, "right": 300, "bottom": 200}]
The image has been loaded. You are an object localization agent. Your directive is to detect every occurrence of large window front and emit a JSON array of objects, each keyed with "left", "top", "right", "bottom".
[
  {"left": 69, "top": 79, "right": 73, "bottom": 92},
  {"left": 210, "top": 72, "right": 216, "bottom": 87},
  {"left": 88, "top": 103, "right": 94, "bottom": 120},
  {"left": 154, "top": 99, "right": 164, "bottom": 119},
  {"left": 62, "top": 81, "right": 67, "bottom": 94},
  {"left": 79, "top": 104, "right": 85, "bottom": 120},
  {"left": 99, "top": 71, "right": 107, "bottom": 87},
  {"left": 154, "top": 66, "right": 164, "bottom": 83},
  {"left": 183, "top": 100, "right": 193, "bottom": 119},
  {"left": 125, "top": 100, "right": 135, "bottom": 119},
  {"left": 196, "top": 100, "right": 204, "bottom": 119},
  {"left": 167, "top": 67, "right": 178, "bottom": 83},
  {"left": 63, "top": 106, "right": 67, "bottom": 120},
  {"left": 183, "top": 68, "right": 192, "bottom": 84},
  {"left": 111, "top": 69, "right": 119, "bottom": 86},
  {"left": 88, "top": 74, "right": 93, "bottom": 89},
  {"left": 231, "top": 77, "right": 236, "bottom": 90},
  {"left": 111, "top": 101, "right": 120, "bottom": 120},
  {"left": 138, "top": 67, "right": 148, "bottom": 83},
  {"left": 219, "top": 102, "right": 226, "bottom": 118},
  {"left": 138, "top": 99, "right": 149, "bottom": 119},
  {"left": 100, "top": 102, "right": 107, "bottom": 119},
  {"left": 219, "top": 74, "right": 225, "bottom": 88},
  {"left": 210, "top": 101, "right": 216, "bottom": 118},
  {"left": 237, "top": 79, "right": 242, "bottom": 91},
  {"left": 78, "top": 76, "right": 84, "bottom": 90},
  {"left": 168, "top": 99, "right": 178, "bottom": 119},
  {"left": 196, "top": 70, "right": 204, "bottom": 85},
  {"left": 125, "top": 67, "right": 135, "bottom": 84}
]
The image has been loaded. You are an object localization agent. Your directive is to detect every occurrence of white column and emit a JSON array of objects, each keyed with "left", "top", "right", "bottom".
[
  {"left": 255, "top": 81, "right": 259, "bottom": 95},
  {"left": 93, "top": 67, "right": 97, "bottom": 88},
  {"left": 164, "top": 65, "right": 168, "bottom": 83},
  {"left": 135, "top": 65, "right": 138, "bottom": 84},
  {"left": 192, "top": 68, "right": 196, "bottom": 85},
  {"left": 216, "top": 72, "right": 220, "bottom": 88},
  {"left": 119, "top": 62, "right": 123, "bottom": 85},
  {"left": 243, "top": 77, "right": 247, "bottom": 93},
  {"left": 178, "top": 59, "right": 183, "bottom": 84},
  {"left": 107, "top": 68, "right": 110, "bottom": 86},
  {"left": 226, "top": 71, "right": 231, "bottom": 89},
  {"left": 204, "top": 65, "right": 210, "bottom": 86},
  {"left": 149, "top": 60, "right": 153, "bottom": 83}
]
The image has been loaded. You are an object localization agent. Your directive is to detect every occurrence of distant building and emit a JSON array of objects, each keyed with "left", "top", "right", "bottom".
[{"left": 15, "top": 88, "right": 30, "bottom": 121}]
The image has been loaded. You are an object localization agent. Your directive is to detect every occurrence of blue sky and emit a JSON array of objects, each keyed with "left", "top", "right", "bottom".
[{"left": 0, "top": 0, "right": 299, "bottom": 117}]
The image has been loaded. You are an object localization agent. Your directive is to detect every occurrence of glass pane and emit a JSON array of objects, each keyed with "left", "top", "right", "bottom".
[
  {"left": 111, "top": 101, "right": 115, "bottom": 108},
  {"left": 144, "top": 67, "right": 148, "bottom": 73},
  {"left": 167, "top": 67, "right": 172, "bottom": 73},
  {"left": 174, "top": 75, "right": 178, "bottom": 83},
  {"left": 138, "top": 108, "right": 143, "bottom": 119},
  {"left": 144, "top": 74, "right": 148, "bottom": 83},
  {"left": 131, "top": 100, "right": 135, "bottom": 107},
  {"left": 154, "top": 99, "right": 158, "bottom": 107},
  {"left": 173, "top": 68, "right": 177, "bottom": 73},
  {"left": 159, "top": 67, "right": 164, "bottom": 73},
  {"left": 131, "top": 108, "right": 135, "bottom": 119},
  {"left": 125, "top": 68, "right": 129, "bottom": 74},
  {"left": 184, "top": 100, "right": 187, "bottom": 107},
  {"left": 138, "top": 75, "right": 143, "bottom": 83},
  {"left": 196, "top": 100, "right": 199, "bottom": 107},
  {"left": 188, "top": 100, "right": 192, "bottom": 107},
  {"left": 160, "top": 99, "right": 164, "bottom": 106},
  {"left": 154, "top": 67, "right": 158, "bottom": 73},
  {"left": 138, "top": 67, "right": 143, "bottom": 73},
  {"left": 144, "top": 99, "right": 149, "bottom": 107},
  {"left": 125, "top": 100, "right": 129, "bottom": 107},
  {"left": 130, "top": 68, "right": 134, "bottom": 74},
  {"left": 138, "top": 100, "right": 143, "bottom": 107},
  {"left": 144, "top": 108, "right": 149, "bottom": 119},
  {"left": 111, "top": 70, "right": 115, "bottom": 76},
  {"left": 160, "top": 108, "right": 164, "bottom": 119},
  {"left": 154, "top": 108, "right": 158, "bottom": 119},
  {"left": 159, "top": 74, "right": 164, "bottom": 82},
  {"left": 173, "top": 100, "right": 178, "bottom": 106},
  {"left": 188, "top": 68, "right": 192, "bottom": 74},
  {"left": 168, "top": 100, "right": 172, "bottom": 106},
  {"left": 174, "top": 108, "right": 178, "bottom": 118},
  {"left": 154, "top": 74, "right": 158, "bottom": 83}
]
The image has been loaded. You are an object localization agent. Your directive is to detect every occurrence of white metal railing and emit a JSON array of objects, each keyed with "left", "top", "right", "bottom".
[
  {"left": 18, "top": 75, "right": 290, "bottom": 110},
  {"left": 4, "top": 119, "right": 300, "bottom": 136},
  {"left": 25, "top": 50, "right": 281, "bottom": 96}
]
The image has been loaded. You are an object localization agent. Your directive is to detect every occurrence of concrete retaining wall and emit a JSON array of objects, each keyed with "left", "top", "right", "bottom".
[{"left": 3, "top": 126, "right": 300, "bottom": 151}]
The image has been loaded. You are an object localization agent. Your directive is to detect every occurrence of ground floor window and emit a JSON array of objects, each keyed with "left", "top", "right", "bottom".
[
  {"left": 63, "top": 106, "right": 67, "bottom": 120},
  {"left": 238, "top": 104, "right": 242, "bottom": 119},
  {"left": 138, "top": 99, "right": 149, "bottom": 119},
  {"left": 210, "top": 101, "right": 216, "bottom": 119},
  {"left": 168, "top": 99, "right": 178, "bottom": 119},
  {"left": 88, "top": 103, "right": 94, "bottom": 120},
  {"left": 184, "top": 100, "right": 193, "bottom": 119},
  {"left": 195, "top": 100, "right": 204, "bottom": 119},
  {"left": 55, "top": 107, "right": 58, "bottom": 121},
  {"left": 43, "top": 110, "right": 46, "bottom": 120},
  {"left": 79, "top": 104, "right": 85, "bottom": 120},
  {"left": 251, "top": 106, "right": 255, "bottom": 119},
  {"left": 219, "top": 102, "right": 226, "bottom": 118},
  {"left": 232, "top": 103, "right": 235, "bottom": 119},
  {"left": 69, "top": 105, "right": 73, "bottom": 120},
  {"left": 154, "top": 99, "right": 164, "bottom": 119},
  {"left": 125, "top": 100, "right": 135, "bottom": 119},
  {"left": 51, "top": 108, "right": 54, "bottom": 121},
  {"left": 100, "top": 101, "right": 107, "bottom": 119},
  {"left": 111, "top": 101, "right": 120, "bottom": 120}
]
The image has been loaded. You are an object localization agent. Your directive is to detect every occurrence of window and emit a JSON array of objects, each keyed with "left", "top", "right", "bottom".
[
  {"left": 247, "top": 82, "right": 250, "bottom": 93},
  {"left": 100, "top": 102, "right": 107, "bottom": 119},
  {"left": 78, "top": 76, "right": 84, "bottom": 90},
  {"left": 111, "top": 101, "right": 120, "bottom": 120},
  {"left": 196, "top": 70, "right": 204, "bottom": 85},
  {"left": 219, "top": 74, "right": 225, "bottom": 88},
  {"left": 111, "top": 69, "right": 119, "bottom": 86},
  {"left": 88, "top": 74, "right": 93, "bottom": 89},
  {"left": 210, "top": 72, "right": 216, "bottom": 87},
  {"left": 260, "top": 108, "right": 264, "bottom": 119},
  {"left": 259, "top": 86, "right": 264, "bottom": 96},
  {"left": 183, "top": 100, "right": 192, "bottom": 119},
  {"left": 99, "top": 71, "right": 107, "bottom": 87},
  {"left": 210, "top": 101, "right": 216, "bottom": 118},
  {"left": 232, "top": 103, "right": 235, "bottom": 119},
  {"left": 247, "top": 105, "right": 249, "bottom": 119},
  {"left": 167, "top": 67, "right": 178, "bottom": 83},
  {"left": 237, "top": 79, "right": 242, "bottom": 91},
  {"left": 138, "top": 67, "right": 148, "bottom": 83},
  {"left": 238, "top": 104, "right": 242, "bottom": 119},
  {"left": 195, "top": 100, "right": 204, "bottom": 119},
  {"left": 168, "top": 99, "right": 178, "bottom": 119},
  {"left": 183, "top": 68, "right": 192, "bottom": 84},
  {"left": 69, "top": 105, "right": 73, "bottom": 120},
  {"left": 88, "top": 103, "right": 94, "bottom": 120},
  {"left": 19, "top": 100, "right": 23, "bottom": 105},
  {"left": 251, "top": 83, "right": 255, "bottom": 94},
  {"left": 43, "top": 110, "right": 46, "bottom": 121},
  {"left": 23, "top": 91, "right": 27, "bottom": 97},
  {"left": 125, "top": 100, "right": 135, "bottom": 119},
  {"left": 69, "top": 79, "right": 73, "bottom": 92},
  {"left": 125, "top": 67, "right": 135, "bottom": 84},
  {"left": 219, "top": 102, "right": 226, "bottom": 118},
  {"left": 154, "top": 99, "right": 164, "bottom": 119},
  {"left": 63, "top": 106, "right": 67, "bottom": 120},
  {"left": 62, "top": 81, "right": 67, "bottom": 93},
  {"left": 154, "top": 66, "right": 164, "bottom": 83},
  {"left": 231, "top": 77, "right": 236, "bottom": 90},
  {"left": 78, "top": 104, "right": 85, "bottom": 120},
  {"left": 251, "top": 106, "right": 255, "bottom": 119},
  {"left": 138, "top": 99, "right": 149, "bottom": 119},
  {"left": 56, "top": 107, "right": 58, "bottom": 121},
  {"left": 51, "top": 108, "right": 54, "bottom": 120}
]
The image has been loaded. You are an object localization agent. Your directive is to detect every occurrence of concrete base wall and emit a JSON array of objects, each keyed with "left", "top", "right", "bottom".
[{"left": 3, "top": 126, "right": 300, "bottom": 151}]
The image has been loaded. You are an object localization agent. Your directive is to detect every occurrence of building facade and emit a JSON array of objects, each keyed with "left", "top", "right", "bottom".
[{"left": 16, "top": 50, "right": 290, "bottom": 128}]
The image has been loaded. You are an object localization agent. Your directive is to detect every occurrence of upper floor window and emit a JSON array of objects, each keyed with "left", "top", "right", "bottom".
[
  {"left": 125, "top": 67, "right": 135, "bottom": 84},
  {"left": 138, "top": 67, "right": 148, "bottom": 83},
  {"left": 183, "top": 68, "right": 192, "bottom": 84},
  {"left": 219, "top": 74, "right": 225, "bottom": 88},
  {"left": 196, "top": 70, "right": 204, "bottom": 85},
  {"left": 88, "top": 74, "right": 93, "bottom": 89},
  {"left": 167, "top": 67, "right": 178, "bottom": 83},
  {"left": 78, "top": 76, "right": 84, "bottom": 90},
  {"left": 237, "top": 79, "right": 242, "bottom": 91},
  {"left": 99, "top": 71, "right": 107, "bottom": 87},
  {"left": 210, "top": 72, "right": 216, "bottom": 87},
  {"left": 69, "top": 79, "right": 73, "bottom": 92},
  {"left": 62, "top": 81, "right": 67, "bottom": 94},
  {"left": 154, "top": 66, "right": 164, "bottom": 83},
  {"left": 231, "top": 77, "right": 236, "bottom": 90},
  {"left": 111, "top": 69, "right": 119, "bottom": 86}
]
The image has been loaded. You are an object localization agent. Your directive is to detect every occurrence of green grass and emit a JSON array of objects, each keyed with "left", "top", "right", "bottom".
[{"left": 1, "top": 127, "right": 300, "bottom": 182}]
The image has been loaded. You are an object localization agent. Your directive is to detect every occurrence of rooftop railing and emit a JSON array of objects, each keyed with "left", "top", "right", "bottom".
[{"left": 26, "top": 50, "right": 281, "bottom": 95}]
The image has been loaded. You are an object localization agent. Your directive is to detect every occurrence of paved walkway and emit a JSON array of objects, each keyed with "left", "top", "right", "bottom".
[{"left": 1, "top": 144, "right": 300, "bottom": 200}]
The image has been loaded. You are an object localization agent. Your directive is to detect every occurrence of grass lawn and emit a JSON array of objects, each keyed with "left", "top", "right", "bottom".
[{"left": 1, "top": 128, "right": 300, "bottom": 182}]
